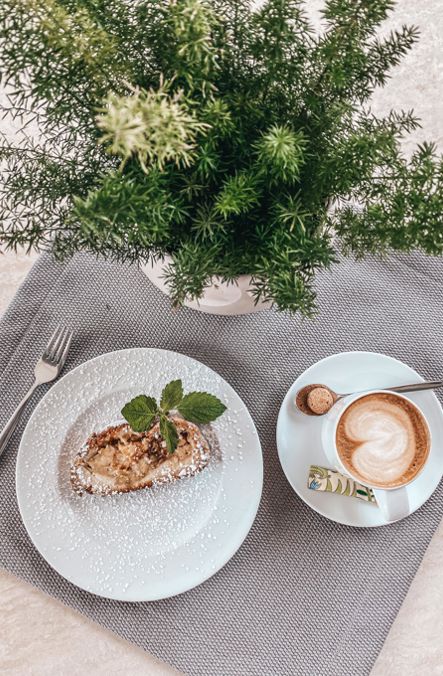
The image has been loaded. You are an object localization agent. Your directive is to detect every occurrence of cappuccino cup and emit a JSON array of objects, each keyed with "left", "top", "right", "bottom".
[{"left": 321, "top": 390, "right": 431, "bottom": 522}]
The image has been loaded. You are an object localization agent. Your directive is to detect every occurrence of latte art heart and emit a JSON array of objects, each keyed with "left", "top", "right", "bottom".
[
  {"left": 336, "top": 393, "right": 430, "bottom": 489},
  {"left": 344, "top": 404, "right": 414, "bottom": 484}
]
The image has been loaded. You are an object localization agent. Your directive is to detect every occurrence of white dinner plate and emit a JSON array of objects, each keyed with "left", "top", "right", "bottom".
[
  {"left": 276, "top": 351, "right": 443, "bottom": 527},
  {"left": 16, "top": 348, "right": 263, "bottom": 601}
]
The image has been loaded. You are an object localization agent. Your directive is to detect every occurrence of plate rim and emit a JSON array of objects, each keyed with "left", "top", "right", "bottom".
[
  {"left": 16, "top": 347, "right": 263, "bottom": 601},
  {"left": 276, "top": 350, "right": 443, "bottom": 528}
]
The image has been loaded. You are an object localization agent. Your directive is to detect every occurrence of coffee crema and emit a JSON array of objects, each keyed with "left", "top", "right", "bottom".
[{"left": 336, "top": 393, "right": 430, "bottom": 489}]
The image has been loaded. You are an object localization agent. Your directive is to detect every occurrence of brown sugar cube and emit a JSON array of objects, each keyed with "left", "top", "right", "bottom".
[{"left": 307, "top": 387, "right": 334, "bottom": 415}]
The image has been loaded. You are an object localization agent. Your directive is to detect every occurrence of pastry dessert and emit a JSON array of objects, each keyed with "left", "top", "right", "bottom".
[{"left": 71, "top": 416, "right": 210, "bottom": 495}]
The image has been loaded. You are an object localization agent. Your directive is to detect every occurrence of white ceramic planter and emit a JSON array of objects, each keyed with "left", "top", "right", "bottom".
[{"left": 140, "top": 256, "right": 272, "bottom": 315}]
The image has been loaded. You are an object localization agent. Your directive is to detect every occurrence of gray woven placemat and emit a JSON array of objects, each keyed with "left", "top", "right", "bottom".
[{"left": 1, "top": 251, "right": 443, "bottom": 676}]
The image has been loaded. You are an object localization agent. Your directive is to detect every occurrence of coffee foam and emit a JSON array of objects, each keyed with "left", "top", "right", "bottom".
[{"left": 336, "top": 393, "right": 429, "bottom": 488}]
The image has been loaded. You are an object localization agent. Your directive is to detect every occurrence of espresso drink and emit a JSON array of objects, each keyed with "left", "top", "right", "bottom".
[{"left": 336, "top": 393, "right": 430, "bottom": 489}]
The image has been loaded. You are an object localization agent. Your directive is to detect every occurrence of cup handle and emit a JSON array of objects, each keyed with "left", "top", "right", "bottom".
[{"left": 372, "top": 486, "right": 410, "bottom": 523}]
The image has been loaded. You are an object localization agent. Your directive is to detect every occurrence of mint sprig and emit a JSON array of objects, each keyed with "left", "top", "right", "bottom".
[
  {"left": 177, "top": 392, "right": 227, "bottom": 424},
  {"left": 159, "top": 415, "right": 179, "bottom": 454},
  {"left": 121, "top": 379, "right": 226, "bottom": 453},
  {"left": 121, "top": 395, "right": 157, "bottom": 433},
  {"left": 160, "top": 379, "right": 183, "bottom": 410}
]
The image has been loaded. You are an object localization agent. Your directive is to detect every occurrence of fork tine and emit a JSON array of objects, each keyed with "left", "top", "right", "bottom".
[
  {"left": 43, "top": 325, "right": 62, "bottom": 359},
  {"left": 51, "top": 327, "right": 70, "bottom": 364},
  {"left": 58, "top": 330, "right": 73, "bottom": 367},
  {"left": 48, "top": 326, "right": 68, "bottom": 362}
]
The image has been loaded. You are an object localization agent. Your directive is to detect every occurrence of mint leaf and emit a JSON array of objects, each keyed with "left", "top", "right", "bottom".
[
  {"left": 160, "top": 379, "right": 183, "bottom": 411},
  {"left": 121, "top": 395, "right": 158, "bottom": 432},
  {"left": 160, "top": 415, "right": 179, "bottom": 454},
  {"left": 177, "top": 392, "right": 226, "bottom": 424}
]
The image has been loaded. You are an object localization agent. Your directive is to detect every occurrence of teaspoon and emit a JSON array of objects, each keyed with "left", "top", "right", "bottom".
[{"left": 295, "top": 380, "right": 443, "bottom": 417}]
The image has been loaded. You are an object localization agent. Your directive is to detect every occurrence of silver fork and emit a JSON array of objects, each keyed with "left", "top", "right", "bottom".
[{"left": 0, "top": 326, "right": 73, "bottom": 458}]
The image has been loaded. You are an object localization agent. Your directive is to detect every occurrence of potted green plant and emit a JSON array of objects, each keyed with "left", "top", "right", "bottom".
[{"left": 1, "top": 0, "right": 442, "bottom": 315}]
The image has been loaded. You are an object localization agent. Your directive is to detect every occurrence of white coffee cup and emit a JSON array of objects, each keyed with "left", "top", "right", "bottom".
[{"left": 321, "top": 390, "right": 432, "bottom": 522}]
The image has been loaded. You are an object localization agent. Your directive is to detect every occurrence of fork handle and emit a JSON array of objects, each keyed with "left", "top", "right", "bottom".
[{"left": 0, "top": 382, "right": 38, "bottom": 459}]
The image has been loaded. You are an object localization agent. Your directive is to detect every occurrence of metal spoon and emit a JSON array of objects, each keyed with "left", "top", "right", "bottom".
[{"left": 295, "top": 380, "right": 443, "bottom": 416}]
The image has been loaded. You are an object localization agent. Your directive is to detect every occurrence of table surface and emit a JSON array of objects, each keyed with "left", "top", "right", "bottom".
[
  {"left": 2, "top": 256, "right": 443, "bottom": 676},
  {"left": 1, "top": 1, "right": 443, "bottom": 672}
]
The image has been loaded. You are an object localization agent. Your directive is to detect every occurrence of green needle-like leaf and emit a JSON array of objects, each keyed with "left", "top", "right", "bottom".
[{"left": 1, "top": 0, "right": 439, "bottom": 316}]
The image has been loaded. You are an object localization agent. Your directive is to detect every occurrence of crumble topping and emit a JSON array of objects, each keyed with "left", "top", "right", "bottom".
[{"left": 71, "top": 417, "right": 210, "bottom": 495}]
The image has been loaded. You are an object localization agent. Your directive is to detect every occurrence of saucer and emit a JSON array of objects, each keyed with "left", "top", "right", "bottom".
[{"left": 276, "top": 351, "right": 443, "bottom": 527}]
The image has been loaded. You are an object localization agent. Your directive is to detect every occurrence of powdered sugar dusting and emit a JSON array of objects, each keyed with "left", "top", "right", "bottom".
[{"left": 16, "top": 349, "right": 263, "bottom": 600}]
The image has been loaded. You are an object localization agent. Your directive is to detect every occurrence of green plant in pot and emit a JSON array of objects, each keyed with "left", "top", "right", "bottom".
[{"left": 1, "top": 0, "right": 443, "bottom": 315}]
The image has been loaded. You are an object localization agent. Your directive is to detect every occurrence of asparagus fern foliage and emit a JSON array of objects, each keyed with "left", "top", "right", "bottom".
[{"left": 1, "top": 0, "right": 442, "bottom": 315}]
